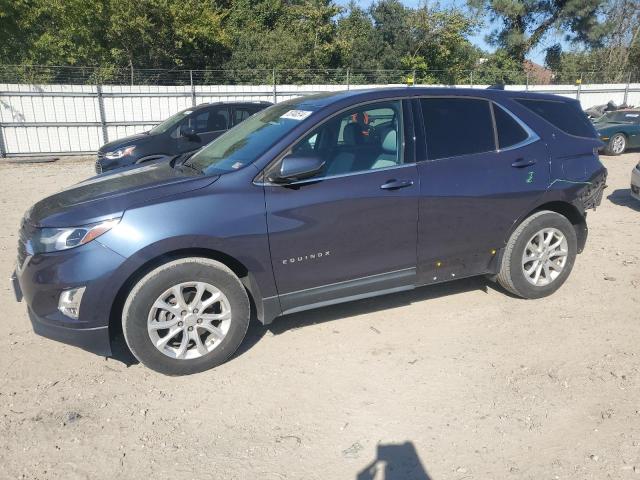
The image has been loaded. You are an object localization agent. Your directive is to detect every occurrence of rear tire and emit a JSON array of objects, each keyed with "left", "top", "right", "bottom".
[
  {"left": 497, "top": 211, "right": 577, "bottom": 299},
  {"left": 122, "top": 257, "right": 250, "bottom": 375},
  {"left": 605, "top": 133, "right": 626, "bottom": 156}
]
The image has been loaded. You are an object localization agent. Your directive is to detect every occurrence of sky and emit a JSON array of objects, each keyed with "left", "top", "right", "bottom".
[{"left": 336, "top": 0, "right": 557, "bottom": 64}]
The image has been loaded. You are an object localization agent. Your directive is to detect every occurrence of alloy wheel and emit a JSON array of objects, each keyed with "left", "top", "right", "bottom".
[
  {"left": 147, "top": 282, "right": 232, "bottom": 360},
  {"left": 521, "top": 228, "right": 569, "bottom": 287},
  {"left": 611, "top": 135, "right": 626, "bottom": 154}
]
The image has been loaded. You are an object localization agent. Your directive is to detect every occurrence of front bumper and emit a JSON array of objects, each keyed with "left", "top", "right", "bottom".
[
  {"left": 632, "top": 166, "right": 640, "bottom": 201},
  {"left": 27, "top": 307, "right": 111, "bottom": 355},
  {"left": 13, "top": 240, "right": 127, "bottom": 356}
]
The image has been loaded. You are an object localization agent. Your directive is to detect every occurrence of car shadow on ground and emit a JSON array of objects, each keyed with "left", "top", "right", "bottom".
[
  {"left": 356, "top": 442, "right": 432, "bottom": 480},
  {"left": 607, "top": 188, "right": 640, "bottom": 212},
  {"left": 235, "top": 275, "right": 503, "bottom": 359},
  {"left": 107, "top": 275, "right": 504, "bottom": 367}
]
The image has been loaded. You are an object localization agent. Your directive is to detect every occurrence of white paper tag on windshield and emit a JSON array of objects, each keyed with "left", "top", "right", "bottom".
[
  {"left": 626, "top": 113, "right": 639, "bottom": 118},
  {"left": 281, "top": 110, "right": 313, "bottom": 121}
]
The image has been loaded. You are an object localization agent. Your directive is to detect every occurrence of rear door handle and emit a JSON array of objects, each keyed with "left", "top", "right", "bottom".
[
  {"left": 380, "top": 179, "right": 414, "bottom": 190},
  {"left": 511, "top": 158, "right": 537, "bottom": 168}
]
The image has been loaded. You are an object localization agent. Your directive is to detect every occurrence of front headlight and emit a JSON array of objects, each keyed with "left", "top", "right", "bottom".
[
  {"left": 31, "top": 219, "right": 120, "bottom": 254},
  {"left": 104, "top": 145, "right": 136, "bottom": 160}
]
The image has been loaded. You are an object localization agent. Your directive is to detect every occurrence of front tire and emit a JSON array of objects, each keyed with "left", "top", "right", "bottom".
[
  {"left": 605, "top": 133, "right": 626, "bottom": 156},
  {"left": 497, "top": 211, "right": 577, "bottom": 299},
  {"left": 122, "top": 258, "right": 250, "bottom": 375}
]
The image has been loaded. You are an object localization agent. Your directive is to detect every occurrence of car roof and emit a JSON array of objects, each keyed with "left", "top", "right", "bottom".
[
  {"left": 191, "top": 101, "right": 273, "bottom": 111},
  {"left": 289, "top": 87, "right": 578, "bottom": 110}
]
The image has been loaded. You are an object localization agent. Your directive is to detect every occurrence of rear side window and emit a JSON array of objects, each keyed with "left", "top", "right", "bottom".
[
  {"left": 493, "top": 104, "right": 529, "bottom": 149},
  {"left": 234, "top": 108, "right": 253, "bottom": 125},
  {"left": 515, "top": 99, "right": 596, "bottom": 138},
  {"left": 420, "top": 98, "right": 495, "bottom": 160}
]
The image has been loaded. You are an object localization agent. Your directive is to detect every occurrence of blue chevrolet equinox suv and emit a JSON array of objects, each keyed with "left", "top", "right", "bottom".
[{"left": 12, "top": 88, "right": 607, "bottom": 375}]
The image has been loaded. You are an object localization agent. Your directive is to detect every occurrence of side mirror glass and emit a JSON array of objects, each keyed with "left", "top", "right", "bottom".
[{"left": 269, "top": 155, "right": 325, "bottom": 183}]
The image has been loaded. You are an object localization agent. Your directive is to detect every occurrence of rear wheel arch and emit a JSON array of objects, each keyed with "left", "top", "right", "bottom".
[
  {"left": 507, "top": 201, "right": 587, "bottom": 253},
  {"left": 108, "top": 247, "right": 264, "bottom": 345}
]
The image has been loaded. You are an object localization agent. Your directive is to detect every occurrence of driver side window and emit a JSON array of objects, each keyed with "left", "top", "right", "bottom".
[{"left": 290, "top": 101, "right": 403, "bottom": 179}]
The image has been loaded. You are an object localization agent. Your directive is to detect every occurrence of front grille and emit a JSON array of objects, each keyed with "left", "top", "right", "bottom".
[
  {"left": 95, "top": 159, "right": 103, "bottom": 174},
  {"left": 632, "top": 184, "right": 639, "bottom": 195},
  {"left": 17, "top": 219, "right": 33, "bottom": 269}
]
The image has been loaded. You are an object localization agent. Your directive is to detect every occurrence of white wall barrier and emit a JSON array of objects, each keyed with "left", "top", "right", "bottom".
[{"left": 0, "top": 82, "right": 638, "bottom": 156}]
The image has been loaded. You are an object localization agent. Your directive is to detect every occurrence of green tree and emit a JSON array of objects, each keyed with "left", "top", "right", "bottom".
[{"left": 469, "top": 0, "right": 610, "bottom": 64}]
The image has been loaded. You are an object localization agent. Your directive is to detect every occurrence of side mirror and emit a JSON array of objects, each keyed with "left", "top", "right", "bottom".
[
  {"left": 269, "top": 155, "right": 325, "bottom": 183},
  {"left": 180, "top": 124, "right": 197, "bottom": 139}
]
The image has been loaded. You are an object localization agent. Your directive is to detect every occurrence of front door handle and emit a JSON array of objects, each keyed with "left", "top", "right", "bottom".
[
  {"left": 380, "top": 179, "right": 414, "bottom": 190},
  {"left": 511, "top": 158, "right": 537, "bottom": 168}
]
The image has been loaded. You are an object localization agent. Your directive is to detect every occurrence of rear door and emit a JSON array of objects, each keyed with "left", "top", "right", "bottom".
[
  {"left": 263, "top": 100, "right": 420, "bottom": 312},
  {"left": 232, "top": 106, "right": 258, "bottom": 126},
  {"left": 415, "top": 96, "right": 549, "bottom": 284}
]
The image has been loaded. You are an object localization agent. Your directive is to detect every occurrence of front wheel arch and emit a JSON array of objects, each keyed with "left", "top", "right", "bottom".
[
  {"left": 108, "top": 248, "right": 266, "bottom": 348},
  {"left": 605, "top": 132, "right": 627, "bottom": 155}
]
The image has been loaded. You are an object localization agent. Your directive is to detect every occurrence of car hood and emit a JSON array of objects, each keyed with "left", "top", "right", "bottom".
[
  {"left": 25, "top": 162, "right": 219, "bottom": 228},
  {"left": 98, "top": 132, "right": 155, "bottom": 153}
]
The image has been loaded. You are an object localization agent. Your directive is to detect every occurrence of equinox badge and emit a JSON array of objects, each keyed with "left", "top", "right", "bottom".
[{"left": 282, "top": 251, "right": 331, "bottom": 265}]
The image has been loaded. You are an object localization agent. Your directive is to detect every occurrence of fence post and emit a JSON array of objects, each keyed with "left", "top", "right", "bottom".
[
  {"left": 412, "top": 70, "right": 416, "bottom": 87},
  {"left": 623, "top": 72, "right": 631, "bottom": 106},
  {"left": 576, "top": 73, "right": 583, "bottom": 101},
  {"left": 346, "top": 68, "right": 350, "bottom": 90},
  {"left": 272, "top": 68, "right": 277, "bottom": 104},
  {"left": 470, "top": 70, "right": 474, "bottom": 88},
  {"left": 130, "top": 64, "right": 134, "bottom": 86},
  {"left": 190, "top": 70, "right": 196, "bottom": 107},
  {"left": 96, "top": 84, "right": 109, "bottom": 144},
  {"left": 0, "top": 122, "right": 6, "bottom": 158},
  {"left": 525, "top": 72, "right": 529, "bottom": 90}
]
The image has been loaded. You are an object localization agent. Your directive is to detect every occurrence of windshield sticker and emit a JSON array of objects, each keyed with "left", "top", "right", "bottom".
[
  {"left": 183, "top": 110, "right": 193, "bottom": 115},
  {"left": 281, "top": 110, "right": 313, "bottom": 121},
  {"left": 231, "top": 162, "right": 244, "bottom": 169},
  {"left": 625, "top": 113, "right": 639, "bottom": 118}
]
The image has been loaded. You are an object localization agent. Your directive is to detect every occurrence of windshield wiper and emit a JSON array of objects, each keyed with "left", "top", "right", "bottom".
[
  {"left": 169, "top": 152, "right": 202, "bottom": 174},
  {"left": 177, "top": 162, "right": 202, "bottom": 174}
]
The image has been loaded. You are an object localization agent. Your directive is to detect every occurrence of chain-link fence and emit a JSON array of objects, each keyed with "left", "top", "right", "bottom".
[{"left": 0, "top": 64, "right": 638, "bottom": 87}]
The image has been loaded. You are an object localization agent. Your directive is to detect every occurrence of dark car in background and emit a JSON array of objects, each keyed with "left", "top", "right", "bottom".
[
  {"left": 13, "top": 88, "right": 606, "bottom": 375},
  {"left": 95, "top": 101, "right": 272, "bottom": 173},
  {"left": 593, "top": 109, "right": 640, "bottom": 155}
]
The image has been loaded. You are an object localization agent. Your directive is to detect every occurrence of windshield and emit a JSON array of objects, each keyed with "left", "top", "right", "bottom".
[
  {"left": 597, "top": 111, "right": 640, "bottom": 123},
  {"left": 185, "top": 102, "right": 319, "bottom": 175},
  {"left": 149, "top": 109, "right": 193, "bottom": 135}
]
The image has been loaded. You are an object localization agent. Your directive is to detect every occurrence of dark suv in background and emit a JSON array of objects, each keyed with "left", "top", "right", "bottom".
[
  {"left": 13, "top": 88, "right": 606, "bottom": 375},
  {"left": 96, "top": 101, "right": 271, "bottom": 173}
]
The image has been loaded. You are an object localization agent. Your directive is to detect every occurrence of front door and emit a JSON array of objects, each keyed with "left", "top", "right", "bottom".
[
  {"left": 176, "top": 106, "right": 230, "bottom": 154},
  {"left": 415, "top": 97, "right": 550, "bottom": 284},
  {"left": 263, "top": 100, "right": 419, "bottom": 312}
]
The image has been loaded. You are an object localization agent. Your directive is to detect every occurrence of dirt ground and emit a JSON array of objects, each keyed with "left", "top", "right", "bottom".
[{"left": 0, "top": 152, "right": 638, "bottom": 480}]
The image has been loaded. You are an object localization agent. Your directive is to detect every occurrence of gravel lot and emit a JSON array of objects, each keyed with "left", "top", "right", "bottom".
[{"left": 0, "top": 152, "right": 638, "bottom": 480}]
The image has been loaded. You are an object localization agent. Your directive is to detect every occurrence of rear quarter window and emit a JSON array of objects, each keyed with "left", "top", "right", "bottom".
[
  {"left": 492, "top": 104, "right": 529, "bottom": 149},
  {"left": 515, "top": 98, "right": 597, "bottom": 138}
]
